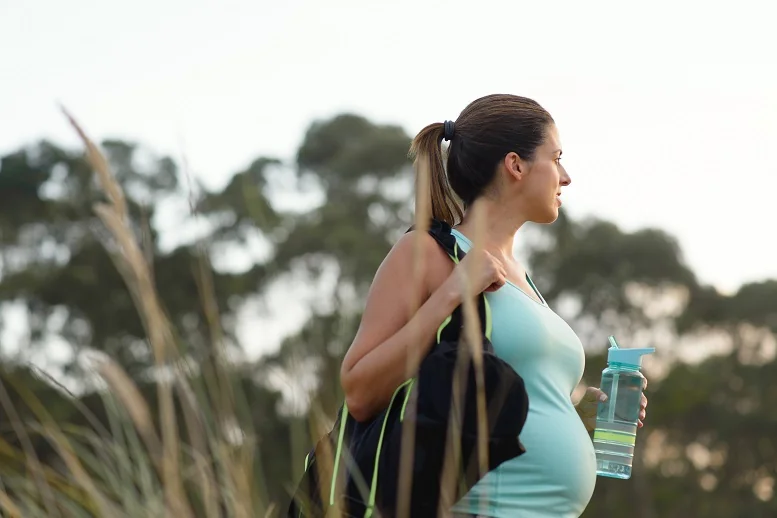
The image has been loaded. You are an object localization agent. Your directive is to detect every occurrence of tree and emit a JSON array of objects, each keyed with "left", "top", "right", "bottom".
[
  {"left": 0, "top": 140, "right": 278, "bottom": 378},
  {"left": 529, "top": 214, "right": 777, "bottom": 516},
  {"left": 260, "top": 114, "right": 414, "bottom": 418},
  {"left": 1, "top": 111, "right": 775, "bottom": 516}
]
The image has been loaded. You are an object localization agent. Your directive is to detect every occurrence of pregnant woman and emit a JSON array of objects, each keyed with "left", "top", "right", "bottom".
[{"left": 339, "top": 93, "right": 648, "bottom": 517}]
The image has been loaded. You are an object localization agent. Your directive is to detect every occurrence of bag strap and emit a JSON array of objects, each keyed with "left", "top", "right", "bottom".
[
  {"left": 321, "top": 221, "right": 493, "bottom": 517},
  {"left": 406, "top": 219, "right": 460, "bottom": 260},
  {"left": 406, "top": 220, "right": 492, "bottom": 343}
]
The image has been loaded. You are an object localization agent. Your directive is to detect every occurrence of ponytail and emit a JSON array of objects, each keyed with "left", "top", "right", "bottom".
[{"left": 408, "top": 123, "right": 463, "bottom": 227}]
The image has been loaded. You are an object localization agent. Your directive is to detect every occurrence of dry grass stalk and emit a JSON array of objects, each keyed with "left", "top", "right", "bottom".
[
  {"left": 308, "top": 404, "right": 339, "bottom": 517},
  {"left": 191, "top": 252, "right": 240, "bottom": 437},
  {"left": 62, "top": 106, "right": 193, "bottom": 518},
  {"left": 180, "top": 140, "right": 261, "bottom": 510},
  {"left": 398, "top": 146, "right": 492, "bottom": 517},
  {"left": 44, "top": 428, "right": 122, "bottom": 517},
  {"left": 0, "top": 487, "right": 23, "bottom": 517},
  {"left": 184, "top": 149, "right": 274, "bottom": 514},
  {"left": 393, "top": 147, "right": 434, "bottom": 517},
  {"left": 263, "top": 503, "right": 277, "bottom": 518},
  {"left": 0, "top": 377, "right": 61, "bottom": 517},
  {"left": 436, "top": 203, "right": 490, "bottom": 517},
  {"left": 4, "top": 369, "right": 119, "bottom": 516},
  {"left": 216, "top": 440, "right": 255, "bottom": 518},
  {"left": 457, "top": 204, "right": 489, "bottom": 516},
  {"left": 174, "top": 373, "right": 220, "bottom": 518},
  {"left": 95, "top": 360, "right": 163, "bottom": 471},
  {"left": 61, "top": 110, "right": 127, "bottom": 218}
]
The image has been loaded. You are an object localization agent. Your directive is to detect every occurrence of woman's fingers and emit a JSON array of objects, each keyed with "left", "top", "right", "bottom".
[{"left": 586, "top": 387, "right": 607, "bottom": 402}]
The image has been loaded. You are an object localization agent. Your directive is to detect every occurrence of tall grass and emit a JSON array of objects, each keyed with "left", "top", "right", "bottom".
[
  {"left": 0, "top": 109, "right": 492, "bottom": 518},
  {"left": 0, "top": 109, "right": 284, "bottom": 517}
]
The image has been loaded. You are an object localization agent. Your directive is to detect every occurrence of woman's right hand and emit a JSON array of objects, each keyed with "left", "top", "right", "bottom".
[{"left": 451, "top": 248, "right": 507, "bottom": 295}]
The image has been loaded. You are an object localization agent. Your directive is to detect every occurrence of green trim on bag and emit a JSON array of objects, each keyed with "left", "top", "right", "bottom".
[
  {"left": 437, "top": 315, "right": 452, "bottom": 343},
  {"left": 364, "top": 378, "right": 414, "bottom": 518},
  {"left": 330, "top": 403, "right": 349, "bottom": 506},
  {"left": 435, "top": 249, "right": 459, "bottom": 344},
  {"left": 316, "top": 227, "right": 497, "bottom": 517}
]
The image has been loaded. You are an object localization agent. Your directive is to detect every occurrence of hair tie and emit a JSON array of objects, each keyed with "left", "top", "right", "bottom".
[{"left": 443, "top": 120, "right": 455, "bottom": 142}]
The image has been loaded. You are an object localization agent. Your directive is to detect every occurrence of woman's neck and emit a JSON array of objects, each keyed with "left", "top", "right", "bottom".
[{"left": 455, "top": 198, "right": 525, "bottom": 258}]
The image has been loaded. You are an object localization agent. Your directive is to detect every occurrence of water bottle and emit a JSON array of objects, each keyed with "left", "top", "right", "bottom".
[{"left": 594, "top": 336, "right": 654, "bottom": 480}]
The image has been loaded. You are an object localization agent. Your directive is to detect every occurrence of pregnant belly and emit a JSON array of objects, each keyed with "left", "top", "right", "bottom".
[{"left": 454, "top": 406, "right": 597, "bottom": 517}]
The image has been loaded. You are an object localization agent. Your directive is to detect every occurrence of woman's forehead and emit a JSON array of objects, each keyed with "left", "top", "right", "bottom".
[{"left": 542, "top": 124, "right": 562, "bottom": 150}]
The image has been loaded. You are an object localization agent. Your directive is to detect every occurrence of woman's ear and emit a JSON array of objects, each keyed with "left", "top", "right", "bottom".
[{"left": 503, "top": 151, "right": 524, "bottom": 181}]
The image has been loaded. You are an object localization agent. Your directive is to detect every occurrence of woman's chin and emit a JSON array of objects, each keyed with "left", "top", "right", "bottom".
[{"left": 532, "top": 207, "right": 559, "bottom": 225}]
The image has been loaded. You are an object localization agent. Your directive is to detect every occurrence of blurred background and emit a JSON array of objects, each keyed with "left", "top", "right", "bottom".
[{"left": 1, "top": 1, "right": 776, "bottom": 516}]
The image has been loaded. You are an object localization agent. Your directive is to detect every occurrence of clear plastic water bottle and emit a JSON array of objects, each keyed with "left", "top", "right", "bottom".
[{"left": 594, "top": 336, "right": 654, "bottom": 480}]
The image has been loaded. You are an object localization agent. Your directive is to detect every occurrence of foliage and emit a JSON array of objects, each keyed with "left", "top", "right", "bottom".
[{"left": 0, "top": 110, "right": 774, "bottom": 516}]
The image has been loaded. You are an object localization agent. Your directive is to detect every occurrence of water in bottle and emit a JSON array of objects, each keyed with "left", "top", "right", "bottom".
[{"left": 594, "top": 336, "right": 654, "bottom": 479}]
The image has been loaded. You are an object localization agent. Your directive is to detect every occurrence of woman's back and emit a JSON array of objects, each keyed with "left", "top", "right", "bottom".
[{"left": 449, "top": 229, "right": 596, "bottom": 518}]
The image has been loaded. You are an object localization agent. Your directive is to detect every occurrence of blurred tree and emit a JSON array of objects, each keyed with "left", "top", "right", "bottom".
[
  {"left": 528, "top": 211, "right": 698, "bottom": 345},
  {"left": 0, "top": 141, "right": 275, "bottom": 377},
  {"left": 529, "top": 215, "right": 777, "bottom": 517},
  {"left": 0, "top": 112, "right": 775, "bottom": 516},
  {"left": 274, "top": 113, "right": 414, "bottom": 289},
  {"left": 261, "top": 114, "right": 414, "bottom": 418}
]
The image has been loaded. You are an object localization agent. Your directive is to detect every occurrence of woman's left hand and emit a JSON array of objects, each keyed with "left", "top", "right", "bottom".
[
  {"left": 575, "top": 379, "right": 648, "bottom": 432},
  {"left": 575, "top": 387, "right": 608, "bottom": 432}
]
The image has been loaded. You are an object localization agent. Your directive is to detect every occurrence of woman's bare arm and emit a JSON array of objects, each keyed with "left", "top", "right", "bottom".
[{"left": 339, "top": 230, "right": 459, "bottom": 422}]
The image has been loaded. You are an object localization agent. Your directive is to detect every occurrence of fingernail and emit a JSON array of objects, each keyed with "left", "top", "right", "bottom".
[{"left": 598, "top": 394, "right": 608, "bottom": 402}]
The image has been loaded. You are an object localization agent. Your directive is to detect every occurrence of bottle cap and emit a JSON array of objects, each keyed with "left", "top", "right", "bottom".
[{"left": 606, "top": 335, "right": 655, "bottom": 368}]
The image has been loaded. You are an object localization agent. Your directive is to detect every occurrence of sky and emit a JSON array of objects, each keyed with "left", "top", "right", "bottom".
[{"left": 1, "top": 0, "right": 776, "bottom": 357}]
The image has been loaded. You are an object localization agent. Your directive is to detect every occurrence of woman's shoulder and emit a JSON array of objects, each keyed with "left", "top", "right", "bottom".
[
  {"left": 391, "top": 228, "right": 452, "bottom": 261},
  {"left": 384, "top": 229, "right": 455, "bottom": 293}
]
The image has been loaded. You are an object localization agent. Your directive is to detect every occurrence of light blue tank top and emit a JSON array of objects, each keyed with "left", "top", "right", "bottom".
[{"left": 449, "top": 229, "right": 597, "bottom": 518}]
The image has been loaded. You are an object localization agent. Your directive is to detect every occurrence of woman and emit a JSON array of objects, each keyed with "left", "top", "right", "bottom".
[{"left": 339, "top": 94, "right": 648, "bottom": 517}]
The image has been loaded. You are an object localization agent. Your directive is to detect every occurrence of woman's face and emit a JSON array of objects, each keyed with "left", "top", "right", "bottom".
[{"left": 505, "top": 123, "right": 571, "bottom": 224}]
